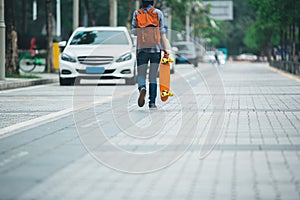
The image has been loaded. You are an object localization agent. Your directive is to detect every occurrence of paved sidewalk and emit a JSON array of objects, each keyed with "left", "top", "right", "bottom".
[
  {"left": 0, "top": 73, "right": 58, "bottom": 90},
  {"left": 1, "top": 62, "right": 300, "bottom": 200}
]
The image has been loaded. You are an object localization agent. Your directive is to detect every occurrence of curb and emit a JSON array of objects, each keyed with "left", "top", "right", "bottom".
[
  {"left": 0, "top": 77, "right": 58, "bottom": 91},
  {"left": 268, "top": 65, "right": 300, "bottom": 83}
]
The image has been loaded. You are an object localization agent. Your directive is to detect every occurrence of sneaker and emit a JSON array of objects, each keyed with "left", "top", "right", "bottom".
[
  {"left": 149, "top": 103, "right": 157, "bottom": 109},
  {"left": 138, "top": 88, "right": 146, "bottom": 107}
]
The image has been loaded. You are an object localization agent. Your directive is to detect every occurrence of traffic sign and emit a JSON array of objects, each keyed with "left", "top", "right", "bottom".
[{"left": 203, "top": 1, "right": 233, "bottom": 21}]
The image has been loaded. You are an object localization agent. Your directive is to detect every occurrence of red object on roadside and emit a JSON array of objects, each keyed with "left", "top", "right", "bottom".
[{"left": 30, "top": 38, "right": 37, "bottom": 56}]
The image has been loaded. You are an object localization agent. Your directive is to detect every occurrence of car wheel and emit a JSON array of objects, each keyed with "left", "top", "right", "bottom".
[
  {"left": 170, "top": 68, "right": 175, "bottom": 74},
  {"left": 125, "top": 75, "right": 136, "bottom": 85},
  {"left": 59, "top": 76, "right": 75, "bottom": 86},
  {"left": 193, "top": 59, "right": 198, "bottom": 67}
]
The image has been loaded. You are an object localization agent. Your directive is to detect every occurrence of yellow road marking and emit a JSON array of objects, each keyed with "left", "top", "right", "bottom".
[{"left": 268, "top": 66, "right": 300, "bottom": 83}]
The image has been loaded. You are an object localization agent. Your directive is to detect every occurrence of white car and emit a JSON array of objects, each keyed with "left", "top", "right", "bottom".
[
  {"left": 236, "top": 53, "right": 258, "bottom": 62},
  {"left": 172, "top": 41, "right": 198, "bottom": 67},
  {"left": 59, "top": 26, "right": 137, "bottom": 85},
  {"left": 202, "top": 51, "right": 216, "bottom": 63},
  {"left": 203, "top": 50, "right": 226, "bottom": 64}
]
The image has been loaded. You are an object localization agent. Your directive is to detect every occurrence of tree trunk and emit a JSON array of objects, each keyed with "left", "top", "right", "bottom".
[
  {"left": 4, "top": 0, "right": 19, "bottom": 75},
  {"left": 298, "top": 20, "right": 300, "bottom": 62},
  {"left": 45, "top": 0, "right": 53, "bottom": 73},
  {"left": 284, "top": 30, "right": 288, "bottom": 61},
  {"left": 126, "top": 0, "right": 135, "bottom": 29},
  {"left": 84, "top": 0, "right": 96, "bottom": 26},
  {"left": 292, "top": 23, "right": 296, "bottom": 61}
]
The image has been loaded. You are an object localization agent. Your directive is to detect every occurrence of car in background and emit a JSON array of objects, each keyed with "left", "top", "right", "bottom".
[
  {"left": 172, "top": 41, "right": 198, "bottom": 67},
  {"left": 217, "top": 51, "right": 226, "bottom": 64},
  {"left": 203, "top": 50, "right": 226, "bottom": 64},
  {"left": 236, "top": 53, "right": 258, "bottom": 62},
  {"left": 59, "top": 26, "right": 136, "bottom": 85},
  {"left": 165, "top": 39, "right": 176, "bottom": 74},
  {"left": 202, "top": 51, "right": 216, "bottom": 63}
]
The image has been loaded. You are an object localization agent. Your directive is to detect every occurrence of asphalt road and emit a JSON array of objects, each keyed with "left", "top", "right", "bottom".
[{"left": 0, "top": 62, "right": 300, "bottom": 200}]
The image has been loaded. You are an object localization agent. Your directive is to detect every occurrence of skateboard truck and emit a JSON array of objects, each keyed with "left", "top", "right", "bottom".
[{"left": 161, "top": 90, "right": 174, "bottom": 97}]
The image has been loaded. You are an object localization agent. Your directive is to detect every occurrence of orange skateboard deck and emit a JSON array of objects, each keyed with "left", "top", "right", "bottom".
[{"left": 159, "top": 54, "right": 174, "bottom": 102}]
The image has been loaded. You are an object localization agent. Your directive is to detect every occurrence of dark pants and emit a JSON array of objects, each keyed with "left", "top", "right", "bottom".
[{"left": 137, "top": 51, "right": 161, "bottom": 105}]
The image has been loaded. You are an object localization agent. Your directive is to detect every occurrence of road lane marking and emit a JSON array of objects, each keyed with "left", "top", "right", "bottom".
[
  {"left": 0, "top": 68, "right": 199, "bottom": 139},
  {"left": 0, "top": 107, "right": 74, "bottom": 137},
  {"left": 0, "top": 84, "right": 54, "bottom": 94},
  {"left": 0, "top": 90, "right": 136, "bottom": 138},
  {"left": 0, "top": 151, "right": 29, "bottom": 167}
]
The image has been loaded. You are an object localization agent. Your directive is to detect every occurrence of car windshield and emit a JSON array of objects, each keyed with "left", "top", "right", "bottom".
[
  {"left": 70, "top": 30, "right": 129, "bottom": 45},
  {"left": 175, "top": 44, "right": 194, "bottom": 51}
]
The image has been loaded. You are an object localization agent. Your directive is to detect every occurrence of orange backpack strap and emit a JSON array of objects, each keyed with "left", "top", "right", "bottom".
[
  {"left": 137, "top": 9, "right": 144, "bottom": 14},
  {"left": 137, "top": 7, "right": 156, "bottom": 14},
  {"left": 148, "top": 7, "right": 156, "bottom": 13}
]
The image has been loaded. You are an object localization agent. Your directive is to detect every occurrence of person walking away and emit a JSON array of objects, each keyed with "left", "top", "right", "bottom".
[
  {"left": 213, "top": 47, "right": 220, "bottom": 65},
  {"left": 132, "top": 0, "right": 169, "bottom": 109}
]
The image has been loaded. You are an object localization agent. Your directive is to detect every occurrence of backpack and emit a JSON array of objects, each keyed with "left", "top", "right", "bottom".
[{"left": 136, "top": 7, "right": 161, "bottom": 48}]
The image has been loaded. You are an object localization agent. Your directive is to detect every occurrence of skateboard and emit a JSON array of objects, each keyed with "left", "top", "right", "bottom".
[{"left": 159, "top": 54, "right": 174, "bottom": 102}]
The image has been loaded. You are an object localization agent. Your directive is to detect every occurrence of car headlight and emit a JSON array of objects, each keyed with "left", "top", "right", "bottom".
[
  {"left": 116, "top": 53, "right": 132, "bottom": 62},
  {"left": 61, "top": 53, "right": 77, "bottom": 63}
]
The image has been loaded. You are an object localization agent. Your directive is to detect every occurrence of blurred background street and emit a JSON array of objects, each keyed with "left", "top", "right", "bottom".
[{"left": 1, "top": 62, "right": 300, "bottom": 200}]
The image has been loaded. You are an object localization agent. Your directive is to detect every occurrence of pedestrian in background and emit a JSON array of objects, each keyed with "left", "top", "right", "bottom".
[
  {"left": 213, "top": 47, "right": 220, "bottom": 66},
  {"left": 132, "top": 0, "right": 169, "bottom": 109}
]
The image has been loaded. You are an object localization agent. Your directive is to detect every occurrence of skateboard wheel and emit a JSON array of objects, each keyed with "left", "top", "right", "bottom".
[
  {"left": 161, "top": 90, "right": 168, "bottom": 97},
  {"left": 168, "top": 58, "right": 174, "bottom": 63},
  {"left": 169, "top": 92, "right": 174, "bottom": 96},
  {"left": 161, "top": 58, "right": 168, "bottom": 64}
]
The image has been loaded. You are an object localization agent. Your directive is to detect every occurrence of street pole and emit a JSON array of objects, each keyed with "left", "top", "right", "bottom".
[
  {"left": 135, "top": 0, "right": 139, "bottom": 10},
  {"left": 167, "top": 9, "right": 172, "bottom": 41},
  {"left": 0, "top": 0, "right": 5, "bottom": 80},
  {"left": 185, "top": 11, "right": 190, "bottom": 42},
  {"left": 109, "top": 0, "right": 117, "bottom": 27},
  {"left": 185, "top": 2, "right": 191, "bottom": 41},
  {"left": 33, "top": 0, "right": 37, "bottom": 21},
  {"left": 73, "top": 0, "right": 79, "bottom": 30},
  {"left": 56, "top": 0, "right": 61, "bottom": 37}
]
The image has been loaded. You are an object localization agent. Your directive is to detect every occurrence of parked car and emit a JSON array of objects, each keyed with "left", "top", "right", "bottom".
[
  {"left": 164, "top": 39, "right": 176, "bottom": 74},
  {"left": 202, "top": 51, "right": 216, "bottom": 63},
  {"left": 59, "top": 26, "right": 137, "bottom": 85},
  {"left": 202, "top": 50, "right": 226, "bottom": 64},
  {"left": 172, "top": 41, "right": 198, "bottom": 67},
  {"left": 236, "top": 53, "right": 258, "bottom": 62}
]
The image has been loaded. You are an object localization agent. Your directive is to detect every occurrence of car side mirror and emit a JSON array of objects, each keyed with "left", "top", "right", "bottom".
[
  {"left": 59, "top": 41, "right": 67, "bottom": 47},
  {"left": 172, "top": 47, "right": 178, "bottom": 52},
  {"left": 58, "top": 41, "right": 67, "bottom": 52}
]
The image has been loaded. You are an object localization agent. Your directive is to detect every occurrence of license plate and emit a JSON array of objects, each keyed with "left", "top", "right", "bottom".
[{"left": 86, "top": 67, "right": 105, "bottom": 74}]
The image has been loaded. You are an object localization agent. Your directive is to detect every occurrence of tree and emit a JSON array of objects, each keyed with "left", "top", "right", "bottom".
[
  {"left": 125, "top": 0, "right": 136, "bottom": 29},
  {"left": 45, "top": 0, "right": 53, "bottom": 72},
  {"left": 84, "top": 0, "right": 96, "bottom": 26},
  {"left": 247, "top": 0, "right": 300, "bottom": 61},
  {"left": 5, "top": 0, "right": 19, "bottom": 75}
]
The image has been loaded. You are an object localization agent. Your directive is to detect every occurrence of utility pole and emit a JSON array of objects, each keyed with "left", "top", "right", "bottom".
[
  {"left": 0, "top": 0, "right": 5, "bottom": 80},
  {"left": 33, "top": 0, "right": 37, "bottom": 21},
  {"left": 109, "top": 0, "right": 117, "bottom": 27},
  {"left": 185, "top": 9, "right": 190, "bottom": 42},
  {"left": 56, "top": 0, "right": 61, "bottom": 37},
  {"left": 73, "top": 0, "right": 79, "bottom": 30},
  {"left": 167, "top": 8, "right": 172, "bottom": 41},
  {"left": 135, "top": 0, "right": 139, "bottom": 9}
]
